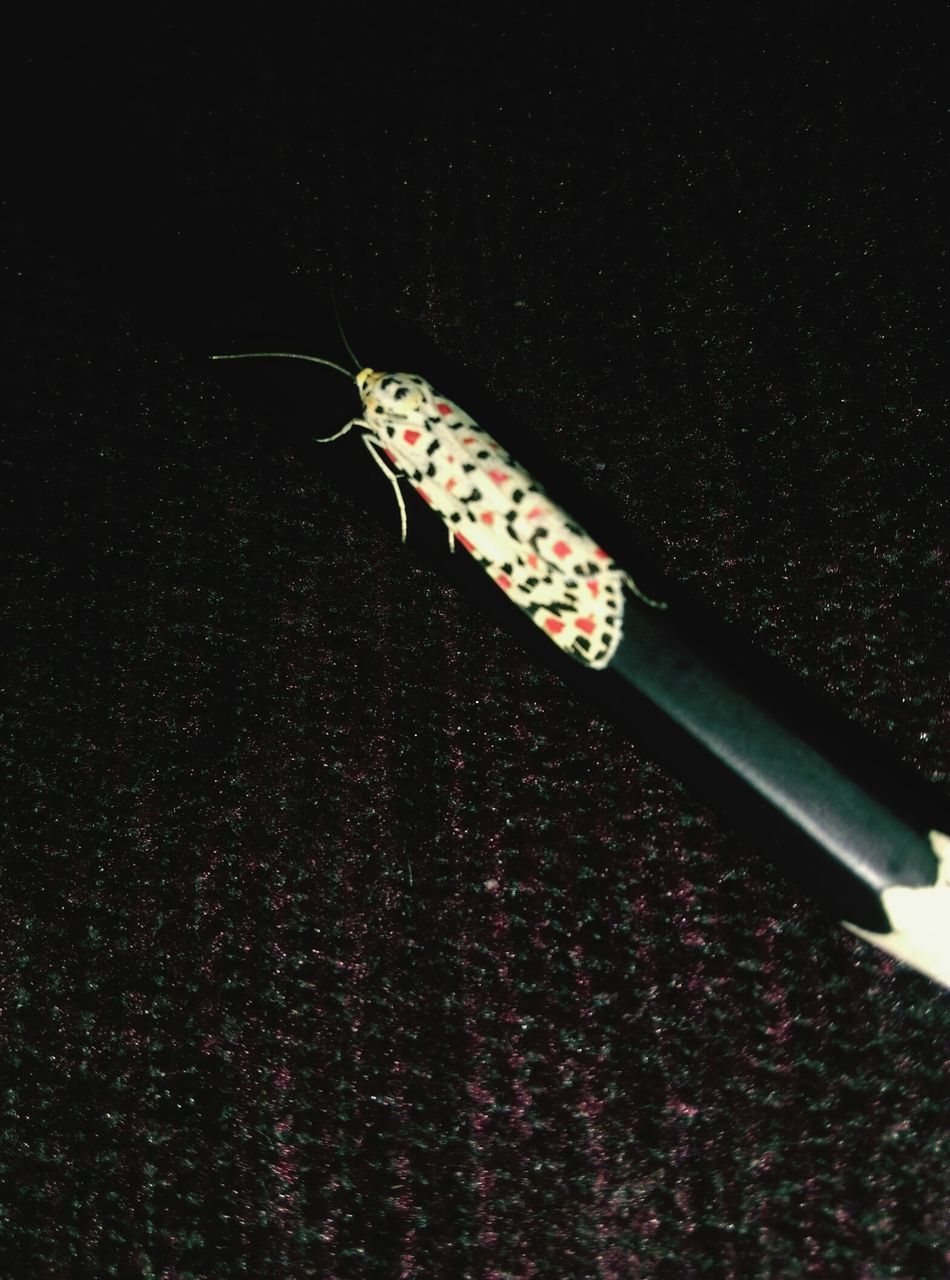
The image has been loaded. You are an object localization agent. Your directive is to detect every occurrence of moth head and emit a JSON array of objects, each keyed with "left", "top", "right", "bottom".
[{"left": 356, "top": 368, "right": 432, "bottom": 420}]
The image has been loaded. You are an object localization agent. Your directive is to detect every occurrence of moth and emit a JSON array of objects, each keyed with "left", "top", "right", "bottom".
[{"left": 212, "top": 350, "right": 665, "bottom": 669}]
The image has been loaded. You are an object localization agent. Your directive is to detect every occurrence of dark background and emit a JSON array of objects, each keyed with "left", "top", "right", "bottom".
[{"left": 4, "top": 10, "right": 949, "bottom": 1278}]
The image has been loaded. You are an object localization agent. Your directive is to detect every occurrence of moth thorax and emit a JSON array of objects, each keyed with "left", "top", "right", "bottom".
[{"left": 359, "top": 369, "right": 425, "bottom": 417}]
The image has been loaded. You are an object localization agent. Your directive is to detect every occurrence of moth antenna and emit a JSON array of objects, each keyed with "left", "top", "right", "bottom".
[
  {"left": 331, "top": 300, "right": 363, "bottom": 371},
  {"left": 210, "top": 351, "right": 355, "bottom": 380}
]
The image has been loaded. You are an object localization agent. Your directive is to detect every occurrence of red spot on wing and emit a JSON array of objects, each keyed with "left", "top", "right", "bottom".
[
  {"left": 462, "top": 436, "right": 476, "bottom": 444},
  {"left": 526, "top": 506, "right": 545, "bottom": 520},
  {"left": 526, "top": 554, "right": 539, "bottom": 569},
  {"left": 436, "top": 402, "right": 452, "bottom": 416},
  {"left": 594, "top": 548, "right": 609, "bottom": 559},
  {"left": 403, "top": 429, "right": 421, "bottom": 445},
  {"left": 575, "top": 617, "right": 596, "bottom": 635},
  {"left": 496, "top": 573, "right": 512, "bottom": 589},
  {"left": 488, "top": 469, "right": 510, "bottom": 484},
  {"left": 445, "top": 477, "right": 457, "bottom": 491},
  {"left": 552, "top": 540, "right": 571, "bottom": 558},
  {"left": 415, "top": 487, "right": 432, "bottom": 504},
  {"left": 384, "top": 448, "right": 397, "bottom": 462},
  {"left": 480, "top": 511, "right": 494, "bottom": 525},
  {"left": 587, "top": 580, "right": 600, "bottom": 598},
  {"left": 544, "top": 618, "right": 565, "bottom": 635},
  {"left": 455, "top": 532, "right": 476, "bottom": 553}
]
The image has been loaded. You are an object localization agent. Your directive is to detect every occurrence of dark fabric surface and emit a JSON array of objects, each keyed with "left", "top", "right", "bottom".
[{"left": 3, "top": 14, "right": 949, "bottom": 1279}]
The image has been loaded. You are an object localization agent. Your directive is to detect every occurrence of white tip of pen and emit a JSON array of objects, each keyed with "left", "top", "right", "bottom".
[{"left": 843, "top": 830, "right": 950, "bottom": 989}]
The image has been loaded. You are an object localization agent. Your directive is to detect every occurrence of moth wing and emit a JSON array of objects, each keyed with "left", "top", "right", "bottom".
[
  {"left": 376, "top": 404, "right": 523, "bottom": 549},
  {"left": 381, "top": 393, "right": 628, "bottom": 668},
  {"left": 429, "top": 398, "right": 621, "bottom": 580}
]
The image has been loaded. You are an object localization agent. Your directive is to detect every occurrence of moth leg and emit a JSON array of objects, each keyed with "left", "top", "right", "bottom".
[
  {"left": 362, "top": 435, "right": 409, "bottom": 543},
  {"left": 314, "top": 416, "right": 367, "bottom": 444},
  {"left": 621, "top": 571, "right": 668, "bottom": 610}
]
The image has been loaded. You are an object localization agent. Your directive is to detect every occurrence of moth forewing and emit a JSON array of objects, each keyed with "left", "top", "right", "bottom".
[{"left": 355, "top": 369, "right": 634, "bottom": 669}]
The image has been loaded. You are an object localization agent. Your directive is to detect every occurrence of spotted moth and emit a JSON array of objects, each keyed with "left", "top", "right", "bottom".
[{"left": 212, "top": 351, "right": 663, "bottom": 669}]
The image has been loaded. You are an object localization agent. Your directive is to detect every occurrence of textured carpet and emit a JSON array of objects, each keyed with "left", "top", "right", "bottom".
[{"left": 3, "top": 14, "right": 948, "bottom": 1278}]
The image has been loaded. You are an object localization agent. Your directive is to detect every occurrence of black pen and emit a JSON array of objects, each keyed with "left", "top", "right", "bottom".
[{"left": 211, "top": 344, "right": 950, "bottom": 990}]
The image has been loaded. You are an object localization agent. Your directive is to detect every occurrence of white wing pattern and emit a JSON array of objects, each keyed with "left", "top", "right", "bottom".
[{"left": 353, "top": 368, "right": 633, "bottom": 669}]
